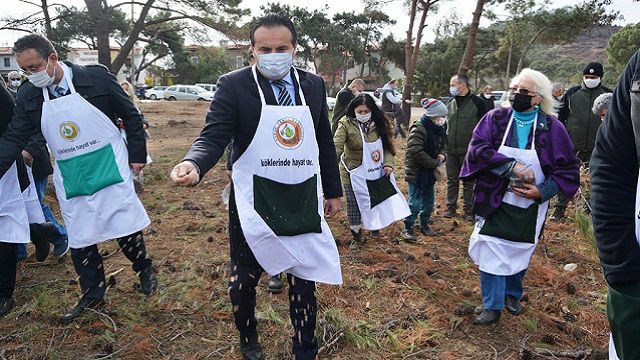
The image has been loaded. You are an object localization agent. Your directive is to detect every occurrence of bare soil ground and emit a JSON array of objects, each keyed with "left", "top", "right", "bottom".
[{"left": 1, "top": 101, "right": 609, "bottom": 359}]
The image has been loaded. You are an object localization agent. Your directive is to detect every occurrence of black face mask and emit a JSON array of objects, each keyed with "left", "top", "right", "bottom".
[{"left": 509, "top": 92, "right": 533, "bottom": 112}]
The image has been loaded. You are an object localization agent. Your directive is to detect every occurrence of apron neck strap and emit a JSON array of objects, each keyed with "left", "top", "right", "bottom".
[
  {"left": 501, "top": 112, "right": 538, "bottom": 150},
  {"left": 251, "top": 65, "right": 307, "bottom": 107}
]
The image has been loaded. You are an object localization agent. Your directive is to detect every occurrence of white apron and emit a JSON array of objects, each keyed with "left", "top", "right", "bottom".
[
  {"left": 341, "top": 125, "right": 410, "bottom": 230},
  {"left": 0, "top": 162, "right": 29, "bottom": 244},
  {"left": 230, "top": 66, "right": 342, "bottom": 285},
  {"left": 609, "top": 333, "right": 620, "bottom": 360},
  {"left": 21, "top": 164, "right": 46, "bottom": 224},
  {"left": 468, "top": 115, "right": 549, "bottom": 276},
  {"left": 40, "top": 72, "right": 150, "bottom": 249}
]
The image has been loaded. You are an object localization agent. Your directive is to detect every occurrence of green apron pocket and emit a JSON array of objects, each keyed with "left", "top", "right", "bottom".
[
  {"left": 57, "top": 144, "right": 124, "bottom": 199},
  {"left": 366, "top": 175, "right": 397, "bottom": 208},
  {"left": 253, "top": 174, "right": 321, "bottom": 236},
  {"left": 479, "top": 202, "right": 539, "bottom": 244}
]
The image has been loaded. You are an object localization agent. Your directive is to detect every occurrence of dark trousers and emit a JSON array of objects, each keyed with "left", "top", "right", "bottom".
[
  {"left": 71, "top": 231, "right": 151, "bottom": 300},
  {"left": 0, "top": 242, "right": 18, "bottom": 298},
  {"left": 17, "top": 175, "right": 68, "bottom": 259},
  {"left": 608, "top": 280, "right": 640, "bottom": 359},
  {"left": 229, "top": 260, "right": 318, "bottom": 360},
  {"left": 445, "top": 153, "right": 475, "bottom": 212}
]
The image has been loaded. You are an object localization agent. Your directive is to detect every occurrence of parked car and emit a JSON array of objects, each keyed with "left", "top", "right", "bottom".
[
  {"left": 491, "top": 90, "right": 507, "bottom": 108},
  {"left": 364, "top": 91, "right": 383, "bottom": 108},
  {"left": 146, "top": 86, "right": 168, "bottom": 100},
  {"left": 326, "top": 96, "right": 336, "bottom": 111},
  {"left": 195, "top": 83, "right": 217, "bottom": 92},
  {"left": 164, "top": 85, "right": 214, "bottom": 101}
]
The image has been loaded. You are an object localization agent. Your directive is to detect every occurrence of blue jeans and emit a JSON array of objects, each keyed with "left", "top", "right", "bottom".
[
  {"left": 404, "top": 182, "right": 435, "bottom": 229},
  {"left": 480, "top": 269, "right": 527, "bottom": 311},
  {"left": 17, "top": 176, "right": 68, "bottom": 259}
]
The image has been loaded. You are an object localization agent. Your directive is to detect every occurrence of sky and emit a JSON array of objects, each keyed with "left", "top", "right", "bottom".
[{"left": 0, "top": 0, "right": 638, "bottom": 47}]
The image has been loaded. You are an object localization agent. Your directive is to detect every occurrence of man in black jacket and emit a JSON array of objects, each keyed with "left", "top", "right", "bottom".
[
  {"left": 171, "top": 14, "right": 342, "bottom": 360},
  {"left": 0, "top": 34, "right": 156, "bottom": 323},
  {"left": 331, "top": 78, "right": 364, "bottom": 134},
  {"left": 591, "top": 49, "right": 640, "bottom": 359},
  {"left": 553, "top": 62, "right": 612, "bottom": 221},
  {"left": 0, "top": 85, "right": 50, "bottom": 317}
]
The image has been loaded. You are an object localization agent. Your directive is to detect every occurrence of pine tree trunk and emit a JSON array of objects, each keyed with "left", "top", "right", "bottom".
[{"left": 458, "top": 0, "right": 486, "bottom": 75}]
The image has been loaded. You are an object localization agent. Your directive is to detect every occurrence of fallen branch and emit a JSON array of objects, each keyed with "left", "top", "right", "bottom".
[
  {"left": 318, "top": 332, "right": 344, "bottom": 354},
  {"left": 87, "top": 308, "right": 117, "bottom": 332},
  {"left": 534, "top": 348, "right": 592, "bottom": 358}
]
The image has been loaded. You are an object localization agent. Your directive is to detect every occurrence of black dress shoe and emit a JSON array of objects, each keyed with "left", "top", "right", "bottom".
[
  {"left": 137, "top": 266, "right": 158, "bottom": 295},
  {"left": 267, "top": 274, "right": 284, "bottom": 294},
  {"left": 0, "top": 297, "right": 15, "bottom": 318},
  {"left": 240, "top": 333, "right": 264, "bottom": 360},
  {"left": 473, "top": 309, "right": 501, "bottom": 325},
  {"left": 30, "top": 223, "right": 54, "bottom": 262},
  {"left": 505, "top": 295, "right": 524, "bottom": 315},
  {"left": 60, "top": 297, "right": 104, "bottom": 324}
]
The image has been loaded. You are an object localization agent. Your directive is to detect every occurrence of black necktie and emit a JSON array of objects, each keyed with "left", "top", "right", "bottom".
[{"left": 273, "top": 80, "right": 293, "bottom": 106}]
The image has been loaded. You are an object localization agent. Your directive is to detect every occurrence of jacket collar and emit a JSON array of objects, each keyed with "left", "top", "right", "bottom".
[{"left": 24, "top": 61, "right": 94, "bottom": 100}]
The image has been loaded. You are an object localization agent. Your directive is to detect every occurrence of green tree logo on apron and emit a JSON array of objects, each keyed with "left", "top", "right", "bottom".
[
  {"left": 59, "top": 121, "right": 80, "bottom": 141},
  {"left": 371, "top": 149, "right": 382, "bottom": 163},
  {"left": 273, "top": 117, "right": 304, "bottom": 150}
]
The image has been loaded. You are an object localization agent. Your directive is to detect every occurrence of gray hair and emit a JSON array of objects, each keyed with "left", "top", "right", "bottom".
[
  {"left": 510, "top": 68, "right": 555, "bottom": 116},
  {"left": 592, "top": 93, "right": 613, "bottom": 115},
  {"left": 551, "top": 82, "right": 564, "bottom": 93}
]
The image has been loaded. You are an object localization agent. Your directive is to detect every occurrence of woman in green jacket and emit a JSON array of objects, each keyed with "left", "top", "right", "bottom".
[{"left": 334, "top": 93, "right": 396, "bottom": 249}]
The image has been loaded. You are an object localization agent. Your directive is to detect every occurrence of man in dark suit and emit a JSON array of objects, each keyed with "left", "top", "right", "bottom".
[
  {"left": 0, "top": 85, "right": 51, "bottom": 317},
  {"left": 0, "top": 34, "right": 156, "bottom": 323},
  {"left": 331, "top": 78, "right": 364, "bottom": 134},
  {"left": 171, "top": 14, "right": 342, "bottom": 360}
]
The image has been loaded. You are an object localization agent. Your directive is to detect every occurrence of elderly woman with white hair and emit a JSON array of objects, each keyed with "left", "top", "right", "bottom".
[
  {"left": 592, "top": 92, "right": 613, "bottom": 121},
  {"left": 460, "top": 68, "right": 580, "bottom": 325}
]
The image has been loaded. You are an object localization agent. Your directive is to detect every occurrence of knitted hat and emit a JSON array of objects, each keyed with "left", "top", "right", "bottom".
[
  {"left": 583, "top": 62, "right": 603, "bottom": 77},
  {"left": 420, "top": 98, "right": 448, "bottom": 118}
]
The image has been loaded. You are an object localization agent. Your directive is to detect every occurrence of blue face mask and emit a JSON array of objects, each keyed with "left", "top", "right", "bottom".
[
  {"left": 257, "top": 52, "right": 293, "bottom": 80},
  {"left": 449, "top": 86, "right": 459, "bottom": 97}
]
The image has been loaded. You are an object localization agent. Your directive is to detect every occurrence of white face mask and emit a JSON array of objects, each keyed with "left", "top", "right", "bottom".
[
  {"left": 583, "top": 77, "right": 601, "bottom": 89},
  {"left": 433, "top": 117, "right": 446, "bottom": 126},
  {"left": 355, "top": 112, "right": 371, "bottom": 123},
  {"left": 10, "top": 80, "right": 21, "bottom": 88},
  {"left": 256, "top": 52, "right": 293, "bottom": 80},
  {"left": 27, "top": 59, "right": 56, "bottom": 88}
]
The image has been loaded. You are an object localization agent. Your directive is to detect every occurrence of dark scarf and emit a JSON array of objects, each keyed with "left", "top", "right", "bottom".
[{"left": 415, "top": 115, "right": 446, "bottom": 194}]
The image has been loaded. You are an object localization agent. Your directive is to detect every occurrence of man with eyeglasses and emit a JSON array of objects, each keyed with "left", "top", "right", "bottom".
[
  {"left": 0, "top": 33, "right": 157, "bottom": 323},
  {"left": 553, "top": 62, "right": 612, "bottom": 221},
  {"left": 6, "top": 71, "right": 21, "bottom": 97}
]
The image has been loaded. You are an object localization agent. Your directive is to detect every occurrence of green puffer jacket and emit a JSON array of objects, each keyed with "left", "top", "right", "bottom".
[
  {"left": 564, "top": 83, "right": 611, "bottom": 154},
  {"left": 446, "top": 94, "right": 486, "bottom": 155},
  {"left": 404, "top": 118, "right": 446, "bottom": 183},
  {"left": 333, "top": 116, "right": 394, "bottom": 186}
]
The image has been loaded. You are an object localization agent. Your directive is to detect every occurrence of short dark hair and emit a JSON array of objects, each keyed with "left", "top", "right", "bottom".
[
  {"left": 249, "top": 14, "right": 297, "bottom": 47},
  {"left": 13, "top": 33, "right": 56, "bottom": 59},
  {"left": 452, "top": 74, "right": 470, "bottom": 87}
]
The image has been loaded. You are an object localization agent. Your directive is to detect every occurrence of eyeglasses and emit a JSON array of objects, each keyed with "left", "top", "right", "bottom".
[{"left": 509, "top": 87, "right": 539, "bottom": 97}]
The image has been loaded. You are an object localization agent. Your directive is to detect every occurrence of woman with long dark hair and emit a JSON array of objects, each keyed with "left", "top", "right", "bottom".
[{"left": 333, "top": 93, "right": 410, "bottom": 249}]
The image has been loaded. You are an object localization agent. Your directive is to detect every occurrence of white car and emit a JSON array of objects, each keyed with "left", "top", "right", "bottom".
[
  {"left": 164, "top": 85, "right": 214, "bottom": 101},
  {"left": 326, "top": 96, "right": 336, "bottom": 111},
  {"left": 364, "top": 91, "right": 383, "bottom": 108},
  {"left": 146, "top": 86, "right": 168, "bottom": 100}
]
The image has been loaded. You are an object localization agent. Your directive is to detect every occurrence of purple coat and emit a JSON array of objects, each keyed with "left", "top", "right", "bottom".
[{"left": 460, "top": 107, "right": 580, "bottom": 218}]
